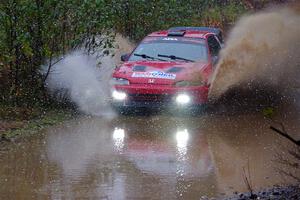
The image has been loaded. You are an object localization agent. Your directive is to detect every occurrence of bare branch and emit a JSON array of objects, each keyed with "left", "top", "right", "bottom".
[{"left": 270, "top": 126, "right": 300, "bottom": 146}]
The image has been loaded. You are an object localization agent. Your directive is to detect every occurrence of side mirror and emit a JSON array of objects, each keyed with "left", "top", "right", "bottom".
[
  {"left": 121, "top": 54, "right": 129, "bottom": 62},
  {"left": 212, "top": 56, "right": 219, "bottom": 65}
]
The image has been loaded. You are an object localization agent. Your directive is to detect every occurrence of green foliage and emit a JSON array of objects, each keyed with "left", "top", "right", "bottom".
[
  {"left": 262, "top": 107, "right": 275, "bottom": 119},
  {"left": 111, "top": 0, "right": 246, "bottom": 41},
  {"left": 0, "top": 0, "right": 114, "bottom": 106},
  {"left": 0, "top": 0, "right": 250, "bottom": 107}
]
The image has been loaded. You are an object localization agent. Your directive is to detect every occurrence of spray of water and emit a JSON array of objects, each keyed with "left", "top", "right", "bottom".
[
  {"left": 209, "top": 7, "right": 300, "bottom": 100},
  {"left": 43, "top": 34, "right": 134, "bottom": 116}
]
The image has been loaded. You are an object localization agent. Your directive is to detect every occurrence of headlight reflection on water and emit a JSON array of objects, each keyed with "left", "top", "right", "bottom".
[
  {"left": 175, "top": 129, "right": 190, "bottom": 180},
  {"left": 175, "top": 129, "right": 189, "bottom": 162},
  {"left": 176, "top": 129, "right": 189, "bottom": 149},
  {"left": 113, "top": 128, "right": 125, "bottom": 152}
]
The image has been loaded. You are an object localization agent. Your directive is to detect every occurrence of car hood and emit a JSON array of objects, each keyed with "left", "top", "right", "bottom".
[{"left": 113, "top": 60, "right": 209, "bottom": 85}]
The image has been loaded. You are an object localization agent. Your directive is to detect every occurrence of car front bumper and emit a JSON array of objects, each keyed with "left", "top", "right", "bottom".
[{"left": 111, "top": 84, "right": 209, "bottom": 108}]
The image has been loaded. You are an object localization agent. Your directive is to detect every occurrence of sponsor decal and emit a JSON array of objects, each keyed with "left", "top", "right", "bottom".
[
  {"left": 132, "top": 71, "right": 176, "bottom": 80},
  {"left": 162, "top": 37, "right": 178, "bottom": 41}
]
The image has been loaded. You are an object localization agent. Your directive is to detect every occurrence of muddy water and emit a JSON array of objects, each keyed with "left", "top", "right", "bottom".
[{"left": 1, "top": 103, "right": 300, "bottom": 199}]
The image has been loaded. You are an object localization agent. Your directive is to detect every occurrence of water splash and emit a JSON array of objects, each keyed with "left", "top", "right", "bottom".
[
  {"left": 209, "top": 7, "right": 300, "bottom": 100},
  {"left": 43, "top": 34, "right": 134, "bottom": 116}
]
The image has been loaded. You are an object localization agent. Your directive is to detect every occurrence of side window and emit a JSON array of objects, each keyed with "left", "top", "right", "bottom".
[{"left": 208, "top": 35, "right": 221, "bottom": 56}]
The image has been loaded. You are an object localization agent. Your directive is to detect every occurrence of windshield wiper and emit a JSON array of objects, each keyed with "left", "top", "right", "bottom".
[
  {"left": 157, "top": 54, "right": 194, "bottom": 62},
  {"left": 134, "top": 53, "right": 166, "bottom": 61}
]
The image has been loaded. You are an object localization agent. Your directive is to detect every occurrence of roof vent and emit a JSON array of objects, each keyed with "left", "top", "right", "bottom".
[
  {"left": 167, "top": 31, "right": 185, "bottom": 37},
  {"left": 168, "top": 27, "right": 223, "bottom": 43}
]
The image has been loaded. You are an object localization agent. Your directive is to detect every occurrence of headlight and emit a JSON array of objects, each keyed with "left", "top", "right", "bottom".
[
  {"left": 112, "top": 90, "right": 127, "bottom": 101},
  {"left": 175, "top": 94, "right": 191, "bottom": 104},
  {"left": 111, "top": 78, "right": 130, "bottom": 85}
]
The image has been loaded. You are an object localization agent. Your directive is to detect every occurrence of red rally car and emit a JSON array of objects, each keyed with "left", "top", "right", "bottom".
[{"left": 111, "top": 27, "right": 223, "bottom": 112}]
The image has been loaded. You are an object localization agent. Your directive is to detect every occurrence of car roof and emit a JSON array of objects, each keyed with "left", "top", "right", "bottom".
[
  {"left": 147, "top": 30, "right": 210, "bottom": 39},
  {"left": 147, "top": 27, "right": 223, "bottom": 42}
]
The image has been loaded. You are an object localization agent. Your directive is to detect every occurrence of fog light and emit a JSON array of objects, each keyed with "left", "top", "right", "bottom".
[
  {"left": 112, "top": 90, "right": 127, "bottom": 101},
  {"left": 176, "top": 94, "right": 190, "bottom": 104}
]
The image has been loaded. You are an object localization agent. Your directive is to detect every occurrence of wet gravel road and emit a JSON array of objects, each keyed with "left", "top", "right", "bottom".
[{"left": 0, "top": 101, "right": 299, "bottom": 199}]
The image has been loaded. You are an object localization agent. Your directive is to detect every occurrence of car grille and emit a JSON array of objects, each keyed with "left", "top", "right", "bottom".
[{"left": 128, "top": 94, "right": 172, "bottom": 102}]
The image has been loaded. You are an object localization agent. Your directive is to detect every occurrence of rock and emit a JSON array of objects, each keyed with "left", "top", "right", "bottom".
[
  {"left": 291, "top": 194, "right": 298, "bottom": 199},
  {"left": 223, "top": 185, "right": 300, "bottom": 200},
  {"left": 249, "top": 194, "right": 258, "bottom": 199}
]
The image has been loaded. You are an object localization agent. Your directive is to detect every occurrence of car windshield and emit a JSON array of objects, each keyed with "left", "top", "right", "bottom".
[{"left": 128, "top": 37, "right": 208, "bottom": 62}]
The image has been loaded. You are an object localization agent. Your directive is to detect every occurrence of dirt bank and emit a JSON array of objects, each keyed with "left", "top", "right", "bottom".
[{"left": 0, "top": 107, "right": 74, "bottom": 143}]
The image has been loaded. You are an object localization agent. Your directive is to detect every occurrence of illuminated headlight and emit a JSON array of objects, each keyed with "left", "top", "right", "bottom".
[
  {"left": 112, "top": 90, "right": 127, "bottom": 101},
  {"left": 175, "top": 94, "right": 191, "bottom": 104},
  {"left": 111, "top": 78, "right": 130, "bottom": 85}
]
